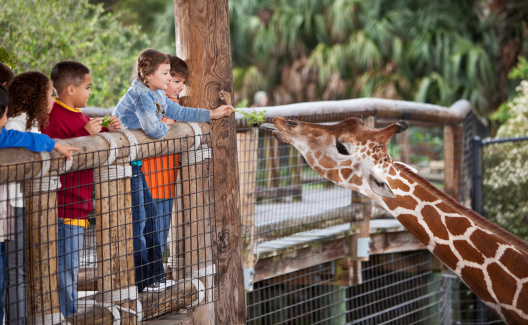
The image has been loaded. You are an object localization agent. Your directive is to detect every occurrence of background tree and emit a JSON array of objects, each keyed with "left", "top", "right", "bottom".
[
  {"left": 0, "top": 0, "right": 148, "bottom": 107},
  {"left": 228, "top": 0, "right": 528, "bottom": 119}
]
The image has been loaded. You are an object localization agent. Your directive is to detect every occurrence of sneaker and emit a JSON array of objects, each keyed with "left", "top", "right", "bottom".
[
  {"left": 158, "top": 277, "right": 176, "bottom": 288},
  {"left": 164, "top": 279, "right": 176, "bottom": 288},
  {"left": 145, "top": 282, "right": 166, "bottom": 292}
]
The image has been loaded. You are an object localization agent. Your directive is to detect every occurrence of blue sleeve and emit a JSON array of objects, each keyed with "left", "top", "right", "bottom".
[
  {"left": 164, "top": 99, "right": 211, "bottom": 123},
  {"left": 136, "top": 94, "right": 169, "bottom": 139},
  {"left": 0, "top": 128, "right": 55, "bottom": 152}
]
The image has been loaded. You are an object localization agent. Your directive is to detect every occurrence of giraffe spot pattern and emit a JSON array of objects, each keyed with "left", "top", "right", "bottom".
[
  {"left": 517, "top": 283, "right": 528, "bottom": 315},
  {"left": 397, "top": 214, "right": 431, "bottom": 246},
  {"left": 499, "top": 248, "right": 528, "bottom": 279},
  {"left": 384, "top": 195, "right": 418, "bottom": 211},
  {"left": 445, "top": 216, "right": 472, "bottom": 236},
  {"left": 470, "top": 229, "right": 501, "bottom": 259},
  {"left": 421, "top": 205, "right": 450, "bottom": 241},
  {"left": 488, "top": 262, "right": 517, "bottom": 305},
  {"left": 460, "top": 266, "right": 495, "bottom": 304},
  {"left": 414, "top": 187, "right": 438, "bottom": 203},
  {"left": 433, "top": 243, "right": 459, "bottom": 270},
  {"left": 340, "top": 168, "right": 354, "bottom": 180},
  {"left": 453, "top": 240, "right": 485, "bottom": 264},
  {"left": 389, "top": 178, "right": 410, "bottom": 192},
  {"left": 436, "top": 201, "right": 457, "bottom": 214}
]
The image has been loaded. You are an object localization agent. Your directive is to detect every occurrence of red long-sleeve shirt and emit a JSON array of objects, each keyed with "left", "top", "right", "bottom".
[{"left": 41, "top": 101, "right": 106, "bottom": 223}]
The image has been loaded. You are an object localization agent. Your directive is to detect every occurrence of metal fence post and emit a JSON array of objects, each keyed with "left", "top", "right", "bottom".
[{"left": 471, "top": 136, "right": 483, "bottom": 215}]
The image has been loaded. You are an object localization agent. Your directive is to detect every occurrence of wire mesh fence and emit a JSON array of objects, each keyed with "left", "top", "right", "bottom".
[{"left": 0, "top": 131, "right": 218, "bottom": 324}]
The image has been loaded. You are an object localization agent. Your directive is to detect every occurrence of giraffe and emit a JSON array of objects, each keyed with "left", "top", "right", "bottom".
[{"left": 261, "top": 116, "right": 528, "bottom": 324}]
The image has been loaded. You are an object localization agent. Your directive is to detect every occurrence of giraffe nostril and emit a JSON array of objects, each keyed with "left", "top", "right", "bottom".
[{"left": 286, "top": 120, "right": 298, "bottom": 127}]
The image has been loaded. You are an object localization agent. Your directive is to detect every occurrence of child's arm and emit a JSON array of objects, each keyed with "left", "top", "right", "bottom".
[
  {"left": 164, "top": 99, "right": 211, "bottom": 123},
  {"left": 53, "top": 142, "right": 80, "bottom": 160},
  {"left": 0, "top": 128, "right": 79, "bottom": 158}
]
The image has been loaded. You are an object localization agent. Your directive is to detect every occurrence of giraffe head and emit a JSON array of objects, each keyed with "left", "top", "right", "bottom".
[{"left": 261, "top": 117, "right": 408, "bottom": 200}]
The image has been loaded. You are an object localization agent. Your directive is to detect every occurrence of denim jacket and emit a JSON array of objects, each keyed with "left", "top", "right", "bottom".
[{"left": 113, "top": 80, "right": 210, "bottom": 139}]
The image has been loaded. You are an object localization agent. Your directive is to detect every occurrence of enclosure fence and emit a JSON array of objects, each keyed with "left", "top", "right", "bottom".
[{"left": 0, "top": 124, "right": 217, "bottom": 324}]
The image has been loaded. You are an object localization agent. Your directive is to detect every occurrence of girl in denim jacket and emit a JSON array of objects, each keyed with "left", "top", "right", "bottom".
[{"left": 113, "top": 48, "right": 232, "bottom": 292}]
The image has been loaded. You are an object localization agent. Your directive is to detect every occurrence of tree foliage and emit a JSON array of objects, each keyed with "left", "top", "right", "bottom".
[
  {"left": 0, "top": 0, "right": 148, "bottom": 107},
  {"left": 229, "top": 0, "right": 528, "bottom": 116}
]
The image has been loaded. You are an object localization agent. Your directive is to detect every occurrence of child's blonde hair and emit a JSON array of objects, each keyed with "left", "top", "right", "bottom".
[{"left": 136, "top": 49, "right": 170, "bottom": 86}]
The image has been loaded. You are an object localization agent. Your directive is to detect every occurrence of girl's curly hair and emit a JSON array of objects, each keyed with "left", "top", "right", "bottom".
[
  {"left": 7, "top": 71, "right": 51, "bottom": 130},
  {"left": 136, "top": 48, "right": 169, "bottom": 87}
]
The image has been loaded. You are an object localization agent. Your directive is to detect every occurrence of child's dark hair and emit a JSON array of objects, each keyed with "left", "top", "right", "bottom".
[
  {"left": 51, "top": 61, "right": 90, "bottom": 95},
  {"left": 0, "top": 62, "right": 14, "bottom": 86},
  {"left": 0, "top": 84, "right": 8, "bottom": 118},
  {"left": 8, "top": 71, "right": 51, "bottom": 130},
  {"left": 167, "top": 54, "right": 189, "bottom": 79},
  {"left": 136, "top": 49, "right": 169, "bottom": 86}
]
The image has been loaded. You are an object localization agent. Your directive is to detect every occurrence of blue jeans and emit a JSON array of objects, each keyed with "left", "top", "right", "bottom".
[
  {"left": 0, "top": 241, "right": 7, "bottom": 325},
  {"left": 154, "top": 198, "right": 173, "bottom": 258},
  {"left": 57, "top": 220, "right": 85, "bottom": 316},
  {"left": 5, "top": 207, "right": 26, "bottom": 325},
  {"left": 131, "top": 165, "right": 165, "bottom": 292}
]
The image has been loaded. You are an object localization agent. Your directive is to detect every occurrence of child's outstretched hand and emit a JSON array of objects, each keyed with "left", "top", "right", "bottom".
[
  {"left": 106, "top": 116, "right": 122, "bottom": 131},
  {"left": 54, "top": 142, "right": 80, "bottom": 160},
  {"left": 210, "top": 105, "right": 234, "bottom": 119}
]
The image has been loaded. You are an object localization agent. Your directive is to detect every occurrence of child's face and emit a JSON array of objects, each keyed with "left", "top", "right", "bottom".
[
  {"left": 165, "top": 75, "right": 186, "bottom": 99},
  {"left": 71, "top": 73, "right": 92, "bottom": 108},
  {"left": 146, "top": 63, "right": 171, "bottom": 91},
  {"left": 47, "top": 81, "right": 54, "bottom": 113}
]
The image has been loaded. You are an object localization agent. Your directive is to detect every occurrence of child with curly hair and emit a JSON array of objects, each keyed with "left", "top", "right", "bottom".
[{"left": 2, "top": 71, "right": 78, "bottom": 324}]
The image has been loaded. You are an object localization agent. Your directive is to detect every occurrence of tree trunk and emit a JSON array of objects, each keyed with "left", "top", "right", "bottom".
[{"left": 174, "top": 1, "right": 246, "bottom": 324}]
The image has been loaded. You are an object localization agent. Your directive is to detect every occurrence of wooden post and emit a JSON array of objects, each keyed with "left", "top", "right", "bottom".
[
  {"left": 93, "top": 161, "right": 137, "bottom": 324},
  {"left": 237, "top": 128, "right": 259, "bottom": 289},
  {"left": 174, "top": 1, "right": 246, "bottom": 324},
  {"left": 25, "top": 171, "right": 62, "bottom": 324},
  {"left": 444, "top": 125, "right": 462, "bottom": 201},
  {"left": 180, "top": 143, "right": 217, "bottom": 323}
]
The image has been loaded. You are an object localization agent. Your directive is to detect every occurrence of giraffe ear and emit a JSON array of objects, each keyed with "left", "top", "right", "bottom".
[{"left": 367, "top": 167, "right": 396, "bottom": 199}]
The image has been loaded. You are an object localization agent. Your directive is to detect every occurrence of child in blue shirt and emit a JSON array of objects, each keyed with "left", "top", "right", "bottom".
[{"left": 114, "top": 48, "right": 233, "bottom": 292}]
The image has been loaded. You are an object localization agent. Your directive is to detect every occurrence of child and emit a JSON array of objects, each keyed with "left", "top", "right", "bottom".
[
  {"left": 142, "top": 54, "right": 188, "bottom": 260},
  {"left": 113, "top": 48, "right": 233, "bottom": 293},
  {"left": 0, "top": 83, "right": 78, "bottom": 323},
  {"left": 4, "top": 71, "right": 57, "bottom": 325},
  {"left": 41, "top": 61, "right": 121, "bottom": 316}
]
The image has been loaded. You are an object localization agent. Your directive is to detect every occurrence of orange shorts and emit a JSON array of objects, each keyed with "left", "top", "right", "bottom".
[{"left": 142, "top": 154, "right": 179, "bottom": 199}]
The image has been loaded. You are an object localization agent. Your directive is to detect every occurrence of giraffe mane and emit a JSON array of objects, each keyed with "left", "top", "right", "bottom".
[{"left": 393, "top": 161, "right": 528, "bottom": 256}]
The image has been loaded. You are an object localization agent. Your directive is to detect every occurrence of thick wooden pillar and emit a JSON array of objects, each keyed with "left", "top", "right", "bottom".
[
  {"left": 174, "top": 1, "right": 246, "bottom": 324},
  {"left": 25, "top": 172, "right": 62, "bottom": 324},
  {"left": 93, "top": 161, "right": 137, "bottom": 324}
]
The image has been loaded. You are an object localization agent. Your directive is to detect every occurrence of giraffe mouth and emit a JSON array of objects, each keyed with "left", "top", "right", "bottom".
[{"left": 260, "top": 118, "right": 292, "bottom": 143}]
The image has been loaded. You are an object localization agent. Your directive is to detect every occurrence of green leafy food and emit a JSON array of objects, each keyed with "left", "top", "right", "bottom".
[
  {"left": 101, "top": 115, "right": 113, "bottom": 127},
  {"left": 234, "top": 109, "right": 266, "bottom": 125}
]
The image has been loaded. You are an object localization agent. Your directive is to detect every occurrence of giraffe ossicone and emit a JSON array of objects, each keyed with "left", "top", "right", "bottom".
[{"left": 261, "top": 116, "right": 528, "bottom": 324}]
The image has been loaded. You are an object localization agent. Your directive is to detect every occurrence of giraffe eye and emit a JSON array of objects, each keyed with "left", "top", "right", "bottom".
[{"left": 336, "top": 141, "right": 349, "bottom": 155}]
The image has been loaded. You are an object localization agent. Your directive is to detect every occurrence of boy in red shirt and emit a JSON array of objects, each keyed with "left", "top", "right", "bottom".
[{"left": 41, "top": 61, "right": 121, "bottom": 316}]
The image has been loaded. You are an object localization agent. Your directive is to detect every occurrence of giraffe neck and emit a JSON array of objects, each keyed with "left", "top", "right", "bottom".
[{"left": 372, "top": 162, "right": 528, "bottom": 324}]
